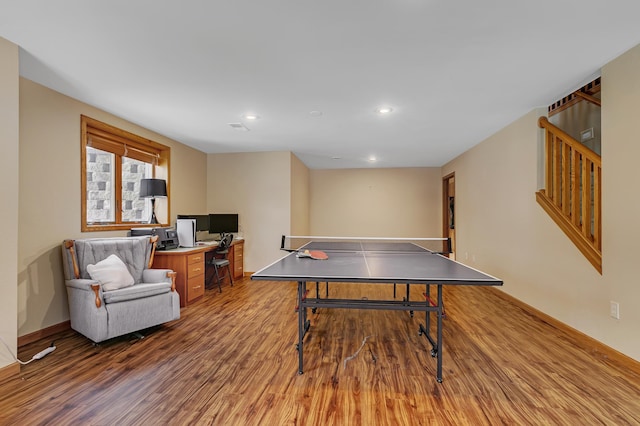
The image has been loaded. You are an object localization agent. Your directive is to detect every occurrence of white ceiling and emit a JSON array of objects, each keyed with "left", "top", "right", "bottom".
[{"left": 2, "top": 1, "right": 640, "bottom": 169}]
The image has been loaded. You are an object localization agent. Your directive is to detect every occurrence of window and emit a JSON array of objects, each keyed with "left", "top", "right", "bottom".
[{"left": 81, "top": 115, "right": 171, "bottom": 231}]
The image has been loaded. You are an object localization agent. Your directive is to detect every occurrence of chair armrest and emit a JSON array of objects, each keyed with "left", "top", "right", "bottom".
[
  {"left": 65, "top": 279, "right": 103, "bottom": 308},
  {"left": 63, "top": 240, "right": 81, "bottom": 279},
  {"left": 66, "top": 278, "right": 99, "bottom": 290},
  {"left": 143, "top": 269, "right": 177, "bottom": 292}
]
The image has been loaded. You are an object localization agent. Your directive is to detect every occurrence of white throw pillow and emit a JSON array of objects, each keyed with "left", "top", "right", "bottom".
[{"left": 87, "top": 254, "right": 135, "bottom": 291}]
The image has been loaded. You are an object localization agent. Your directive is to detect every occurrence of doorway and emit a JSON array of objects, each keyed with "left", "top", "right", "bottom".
[{"left": 442, "top": 173, "right": 455, "bottom": 259}]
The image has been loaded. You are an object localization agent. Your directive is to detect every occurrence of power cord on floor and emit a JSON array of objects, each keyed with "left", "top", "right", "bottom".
[{"left": 0, "top": 335, "right": 56, "bottom": 365}]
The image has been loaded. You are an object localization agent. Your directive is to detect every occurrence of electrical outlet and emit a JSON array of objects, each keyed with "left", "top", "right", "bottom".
[{"left": 610, "top": 301, "right": 620, "bottom": 319}]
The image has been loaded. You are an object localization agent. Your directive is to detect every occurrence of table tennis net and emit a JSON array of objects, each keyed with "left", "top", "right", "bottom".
[{"left": 281, "top": 235, "right": 452, "bottom": 254}]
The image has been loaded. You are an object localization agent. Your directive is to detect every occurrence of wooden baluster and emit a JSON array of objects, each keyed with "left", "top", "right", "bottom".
[
  {"left": 581, "top": 158, "right": 592, "bottom": 239},
  {"left": 571, "top": 151, "right": 581, "bottom": 226},
  {"left": 593, "top": 165, "right": 602, "bottom": 249},
  {"left": 545, "top": 127, "right": 553, "bottom": 196},
  {"left": 561, "top": 142, "right": 571, "bottom": 215},
  {"left": 553, "top": 135, "right": 562, "bottom": 206}
]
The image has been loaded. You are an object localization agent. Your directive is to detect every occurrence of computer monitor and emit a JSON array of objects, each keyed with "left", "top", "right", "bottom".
[
  {"left": 209, "top": 213, "right": 239, "bottom": 235},
  {"left": 176, "top": 214, "right": 209, "bottom": 232}
]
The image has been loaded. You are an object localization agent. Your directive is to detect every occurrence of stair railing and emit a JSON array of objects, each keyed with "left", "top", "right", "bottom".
[{"left": 537, "top": 116, "right": 602, "bottom": 273}]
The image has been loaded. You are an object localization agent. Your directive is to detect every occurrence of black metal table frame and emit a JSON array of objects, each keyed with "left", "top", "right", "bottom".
[{"left": 296, "top": 280, "right": 445, "bottom": 382}]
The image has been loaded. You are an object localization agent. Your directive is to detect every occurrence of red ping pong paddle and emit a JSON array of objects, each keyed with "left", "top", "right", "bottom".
[{"left": 296, "top": 249, "right": 329, "bottom": 260}]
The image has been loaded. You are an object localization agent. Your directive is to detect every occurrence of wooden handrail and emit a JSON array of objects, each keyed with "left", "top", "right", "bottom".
[
  {"left": 573, "top": 90, "right": 601, "bottom": 107},
  {"left": 538, "top": 117, "right": 600, "bottom": 163},
  {"left": 537, "top": 117, "right": 602, "bottom": 273}
]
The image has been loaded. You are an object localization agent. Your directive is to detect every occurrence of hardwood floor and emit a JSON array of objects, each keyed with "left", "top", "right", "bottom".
[{"left": 3, "top": 277, "right": 640, "bottom": 425}]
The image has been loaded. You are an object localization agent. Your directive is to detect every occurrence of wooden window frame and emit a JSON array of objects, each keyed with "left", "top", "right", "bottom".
[{"left": 81, "top": 115, "right": 171, "bottom": 232}]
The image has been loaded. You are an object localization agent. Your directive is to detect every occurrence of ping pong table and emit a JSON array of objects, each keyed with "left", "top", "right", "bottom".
[{"left": 251, "top": 237, "right": 503, "bottom": 382}]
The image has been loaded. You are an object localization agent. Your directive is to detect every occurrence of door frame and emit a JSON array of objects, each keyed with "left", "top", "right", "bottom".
[{"left": 442, "top": 172, "right": 455, "bottom": 258}]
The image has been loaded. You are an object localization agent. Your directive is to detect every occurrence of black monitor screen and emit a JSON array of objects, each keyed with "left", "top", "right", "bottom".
[
  {"left": 209, "top": 214, "right": 239, "bottom": 234},
  {"left": 176, "top": 214, "right": 209, "bottom": 232}
]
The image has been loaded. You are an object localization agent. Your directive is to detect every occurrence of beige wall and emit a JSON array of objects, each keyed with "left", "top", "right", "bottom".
[
  {"left": 207, "top": 152, "right": 292, "bottom": 272},
  {"left": 0, "top": 38, "right": 19, "bottom": 369},
  {"left": 309, "top": 168, "right": 442, "bottom": 237},
  {"left": 442, "top": 43, "right": 640, "bottom": 361},
  {"left": 17, "top": 78, "right": 208, "bottom": 337},
  {"left": 600, "top": 43, "right": 640, "bottom": 357},
  {"left": 290, "top": 153, "right": 310, "bottom": 236}
]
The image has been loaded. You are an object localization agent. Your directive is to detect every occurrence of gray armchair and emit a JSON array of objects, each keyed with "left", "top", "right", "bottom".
[{"left": 61, "top": 236, "right": 180, "bottom": 343}]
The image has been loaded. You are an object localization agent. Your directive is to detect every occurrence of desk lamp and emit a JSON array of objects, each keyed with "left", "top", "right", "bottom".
[{"left": 139, "top": 178, "right": 167, "bottom": 224}]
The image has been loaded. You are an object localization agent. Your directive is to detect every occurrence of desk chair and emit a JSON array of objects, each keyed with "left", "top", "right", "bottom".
[{"left": 206, "top": 233, "right": 234, "bottom": 292}]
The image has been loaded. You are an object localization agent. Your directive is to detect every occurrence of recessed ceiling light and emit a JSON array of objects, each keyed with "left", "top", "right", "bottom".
[
  {"left": 243, "top": 114, "right": 259, "bottom": 120},
  {"left": 368, "top": 156, "right": 377, "bottom": 162},
  {"left": 309, "top": 110, "right": 323, "bottom": 117},
  {"left": 375, "top": 106, "right": 393, "bottom": 114}
]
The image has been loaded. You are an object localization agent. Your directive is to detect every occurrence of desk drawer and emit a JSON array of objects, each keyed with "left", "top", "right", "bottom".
[
  {"left": 153, "top": 247, "right": 216, "bottom": 308},
  {"left": 233, "top": 243, "right": 243, "bottom": 278},
  {"left": 188, "top": 253, "right": 205, "bottom": 265},
  {"left": 234, "top": 245, "right": 243, "bottom": 259},
  {"left": 187, "top": 262, "right": 205, "bottom": 279},
  {"left": 187, "top": 276, "right": 204, "bottom": 302}
]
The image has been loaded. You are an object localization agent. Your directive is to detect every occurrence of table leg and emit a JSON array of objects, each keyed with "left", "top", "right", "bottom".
[
  {"left": 436, "top": 284, "right": 443, "bottom": 383},
  {"left": 297, "top": 281, "right": 305, "bottom": 374},
  {"left": 313, "top": 282, "right": 319, "bottom": 313},
  {"left": 425, "top": 284, "right": 431, "bottom": 331},
  {"left": 406, "top": 283, "right": 413, "bottom": 317},
  {"left": 418, "top": 283, "right": 443, "bottom": 382}
]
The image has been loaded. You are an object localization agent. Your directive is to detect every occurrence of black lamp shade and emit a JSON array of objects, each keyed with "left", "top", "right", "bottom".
[{"left": 139, "top": 179, "right": 167, "bottom": 198}]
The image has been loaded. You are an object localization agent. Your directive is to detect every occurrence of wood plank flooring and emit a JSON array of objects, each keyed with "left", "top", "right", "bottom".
[{"left": 2, "top": 277, "right": 640, "bottom": 425}]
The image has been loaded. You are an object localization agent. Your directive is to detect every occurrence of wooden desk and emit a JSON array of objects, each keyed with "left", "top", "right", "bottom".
[
  {"left": 230, "top": 239, "right": 244, "bottom": 279},
  {"left": 153, "top": 239, "right": 244, "bottom": 307}
]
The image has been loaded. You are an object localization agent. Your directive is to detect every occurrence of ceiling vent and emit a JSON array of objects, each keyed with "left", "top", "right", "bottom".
[{"left": 228, "top": 122, "right": 250, "bottom": 131}]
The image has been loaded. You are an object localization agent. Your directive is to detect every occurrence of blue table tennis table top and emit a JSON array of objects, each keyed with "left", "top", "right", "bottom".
[{"left": 252, "top": 241, "right": 503, "bottom": 286}]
